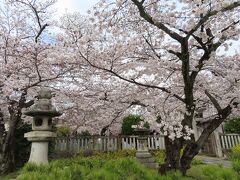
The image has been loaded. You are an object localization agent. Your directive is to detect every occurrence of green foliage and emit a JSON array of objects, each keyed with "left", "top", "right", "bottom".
[
  {"left": 231, "top": 144, "right": 240, "bottom": 159},
  {"left": 17, "top": 157, "right": 191, "bottom": 180},
  {"left": 56, "top": 125, "right": 71, "bottom": 137},
  {"left": 76, "top": 149, "right": 136, "bottom": 159},
  {"left": 121, "top": 114, "right": 149, "bottom": 135},
  {"left": 232, "top": 159, "right": 240, "bottom": 175},
  {"left": 187, "top": 164, "right": 238, "bottom": 180},
  {"left": 190, "top": 157, "right": 204, "bottom": 165},
  {"left": 15, "top": 123, "right": 32, "bottom": 167},
  {"left": 78, "top": 130, "right": 91, "bottom": 136},
  {"left": 151, "top": 150, "right": 165, "bottom": 164},
  {"left": 16, "top": 150, "right": 239, "bottom": 180},
  {"left": 224, "top": 117, "right": 240, "bottom": 134},
  {"left": 230, "top": 145, "right": 240, "bottom": 176}
]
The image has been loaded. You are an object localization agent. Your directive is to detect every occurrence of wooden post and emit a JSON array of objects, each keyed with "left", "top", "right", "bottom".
[
  {"left": 214, "top": 131, "right": 223, "bottom": 157},
  {"left": 117, "top": 136, "right": 122, "bottom": 150}
]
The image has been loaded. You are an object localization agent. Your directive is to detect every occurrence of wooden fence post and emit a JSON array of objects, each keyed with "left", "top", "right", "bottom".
[{"left": 214, "top": 131, "right": 223, "bottom": 157}]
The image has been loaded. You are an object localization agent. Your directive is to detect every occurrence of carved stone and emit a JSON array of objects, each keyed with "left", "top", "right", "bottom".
[{"left": 24, "top": 89, "right": 61, "bottom": 165}]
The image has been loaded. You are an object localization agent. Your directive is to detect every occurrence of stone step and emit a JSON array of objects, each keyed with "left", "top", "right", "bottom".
[
  {"left": 137, "top": 157, "right": 156, "bottom": 163},
  {"left": 136, "top": 152, "right": 152, "bottom": 158}
]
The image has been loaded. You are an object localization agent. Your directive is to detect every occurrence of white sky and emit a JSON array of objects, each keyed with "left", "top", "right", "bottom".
[{"left": 55, "top": 0, "right": 99, "bottom": 16}]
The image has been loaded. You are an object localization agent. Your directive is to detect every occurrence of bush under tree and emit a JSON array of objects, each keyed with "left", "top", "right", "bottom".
[
  {"left": 121, "top": 114, "right": 149, "bottom": 135},
  {"left": 224, "top": 117, "right": 240, "bottom": 134}
]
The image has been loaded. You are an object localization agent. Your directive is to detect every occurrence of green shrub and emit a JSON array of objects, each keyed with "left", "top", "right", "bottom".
[
  {"left": 16, "top": 151, "right": 237, "bottom": 180},
  {"left": 77, "top": 130, "right": 91, "bottom": 136},
  {"left": 75, "top": 149, "right": 136, "bottom": 159},
  {"left": 191, "top": 157, "right": 204, "bottom": 165},
  {"left": 56, "top": 126, "right": 71, "bottom": 137},
  {"left": 15, "top": 123, "right": 32, "bottom": 167},
  {"left": 187, "top": 164, "right": 238, "bottom": 180},
  {"left": 231, "top": 144, "right": 240, "bottom": 159},
  {"left": 224, "top": 117, "right": 240, "bottom": 134},
  {"left": 121, "top": 114, "right": 149, "bottom": 135},
  {"left": 151, "top": 150, "right": 165, "bottom": 164},
  {"left": 102, "top": 158, "right": 160, "bottom": 180},
  {"left": 232, "top": 159, "right": 240, "bottom": 175}
]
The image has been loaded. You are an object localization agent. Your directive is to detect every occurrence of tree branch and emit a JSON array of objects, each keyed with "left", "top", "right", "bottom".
[
  {"left": 204, "top": 90, "right": 222, "bottom": 112},
  {"left": 187, "top": 1, "right": 240, "bottom": 38},
  {"left": 79, "top": 51, "right": 185, "bottom": 103},
  {"left": 131, "top": 0, "right": 183, "bottom": 42}
]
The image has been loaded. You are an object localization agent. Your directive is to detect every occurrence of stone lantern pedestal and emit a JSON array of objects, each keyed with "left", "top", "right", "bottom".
[
  {"left": 24, "top": 89, "right": 61, "bottom": 165},
  {"left": 134, "top": 128, "right": 159, "bottom": 169}
]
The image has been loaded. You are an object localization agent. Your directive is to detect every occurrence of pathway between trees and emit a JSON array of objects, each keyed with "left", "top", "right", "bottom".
[{"left": 196, "top": 155, "right": 231, "bottom": 167}]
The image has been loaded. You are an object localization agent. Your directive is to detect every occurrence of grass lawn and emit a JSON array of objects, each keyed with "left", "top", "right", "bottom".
[{"left": 1, "top": 150, "right": 239, "bottom": 180}]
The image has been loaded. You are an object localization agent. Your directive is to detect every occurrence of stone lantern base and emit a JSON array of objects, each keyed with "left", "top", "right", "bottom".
[
  {"left": 24, "top": 131, "right": 56, "bottom": 165},
  {"left": 135, "top": 135, "right": 159, "bottom": 169},
  {"left": 136, "top": 151, "right": 159, "bottom": 169}
]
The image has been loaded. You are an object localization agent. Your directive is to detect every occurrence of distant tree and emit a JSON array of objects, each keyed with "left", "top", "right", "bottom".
[
  {"left": 56, "top": 126, "right": 71, "bottom": 137},
  {"left": 78, "top": 130, "right": 91, "bottom": 136},
  {"left": 121, "top": 114, "right": 149, "bottom": 135},
  {"left": 224, "top": 117, "right": 240, "bottom": 134}
]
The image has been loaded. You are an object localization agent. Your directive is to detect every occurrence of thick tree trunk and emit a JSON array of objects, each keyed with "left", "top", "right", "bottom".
[
  {"left": 159, "top": 136, "right": 182, "bottom": 174},
  {"left": 0, "top": 115, "right": 18, "bottom": 174},
  {"left": 180, "top": 142, "right": 199, "bottom": 175},
  {"left": 0, "top": 92, "right": 34, "bottom": 174}
]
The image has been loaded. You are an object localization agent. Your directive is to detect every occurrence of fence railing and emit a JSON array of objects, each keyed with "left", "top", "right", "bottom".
[
  {"left": 54, "top": 133, "right": 240, "bottom": 157},
  {"left": 219, "top": 133, "right": 240, "bottom": 150},
  {"left": 54, "top": 135, "right": 165, "bottom": 152}
]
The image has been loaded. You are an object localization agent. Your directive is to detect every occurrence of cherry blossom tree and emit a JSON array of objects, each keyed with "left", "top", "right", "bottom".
[
  {"left": 63, "top": 0, "right": 240, "bottom": 174},
  {"left": 0, "top": 0, "right": 73, "bottom": 174},
  {"left": 56, "top": 12, "right": 158, "bottom": 136}
]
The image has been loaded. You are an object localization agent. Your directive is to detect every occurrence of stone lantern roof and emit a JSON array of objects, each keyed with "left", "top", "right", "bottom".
[{"left": 24, "top": 89, "right": 61, "bottom": 117}]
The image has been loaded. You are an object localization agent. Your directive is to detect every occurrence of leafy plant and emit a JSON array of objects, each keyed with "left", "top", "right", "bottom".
[
  {"left": 78, "top": 130, "right": 91, "bottom": 136},
  {"left": 224, "top": 117, "right": 240, "bottom": 134},
  {"left": 231, "top": 144, "right": 240, "bottom": 159},
  {"left": 56, "top": 126, "right": 71, "bottom": 137},
  {"left": 187, "top": 164, "right": 238, "bottom": 180},
  {"left": 121, "top": 114, "right": 149, "bottom": 135},
  {"left": 15, "top": 123, "right": 32, "bottom": 168}
]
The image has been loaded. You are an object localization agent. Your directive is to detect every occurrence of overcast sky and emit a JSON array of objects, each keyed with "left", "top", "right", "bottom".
[{"left": 55, "top": 0, "right": 99, "bottom": 16}]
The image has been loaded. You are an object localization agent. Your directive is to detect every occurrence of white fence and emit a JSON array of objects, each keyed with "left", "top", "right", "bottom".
[
  {"left": 219, "top": 133, "right": 240, "bottom": 150},
  {"left": 54, "top": 135, "right": 165, "bottom": 152}
]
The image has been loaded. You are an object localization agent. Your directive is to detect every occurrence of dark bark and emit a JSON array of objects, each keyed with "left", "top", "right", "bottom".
[
  {"left": 0, "top": 109, "right": 5, "bottom": 145},
  {"left": 0, "top": 92, "right": 34, "bottom": 174},
  {"left": 159, "top": 104, "right": 234, "bottom": 175},
  {"left": 180, "top": 140, "right": 199, "bottom": 175},
  {"left": 159, "top": 137, "right": 182, "bottom": 174},
  {"left": 0, "top": 115, "right": 18, "bottom": 174}
]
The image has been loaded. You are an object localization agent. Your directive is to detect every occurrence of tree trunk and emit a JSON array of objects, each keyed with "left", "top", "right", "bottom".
[
  {"left": 180, "top": 142, "right": 199, "bottom": 175},
  {"left": 0, "top": 109, "right": 5, "bottom": 151},
  {"left": 159, "top": 136, "right": 182, "bottom": 174},
  {"left": 0, "top": 115, "right": 18, "bottom": 174}
]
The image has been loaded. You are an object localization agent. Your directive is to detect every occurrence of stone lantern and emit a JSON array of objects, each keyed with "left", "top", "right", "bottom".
[
  {"left": 24, "top": 89, "right": 61, "bottom": 164},
  {"left": 134, "top": 127, "right": 159, "bottom": 169}
]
